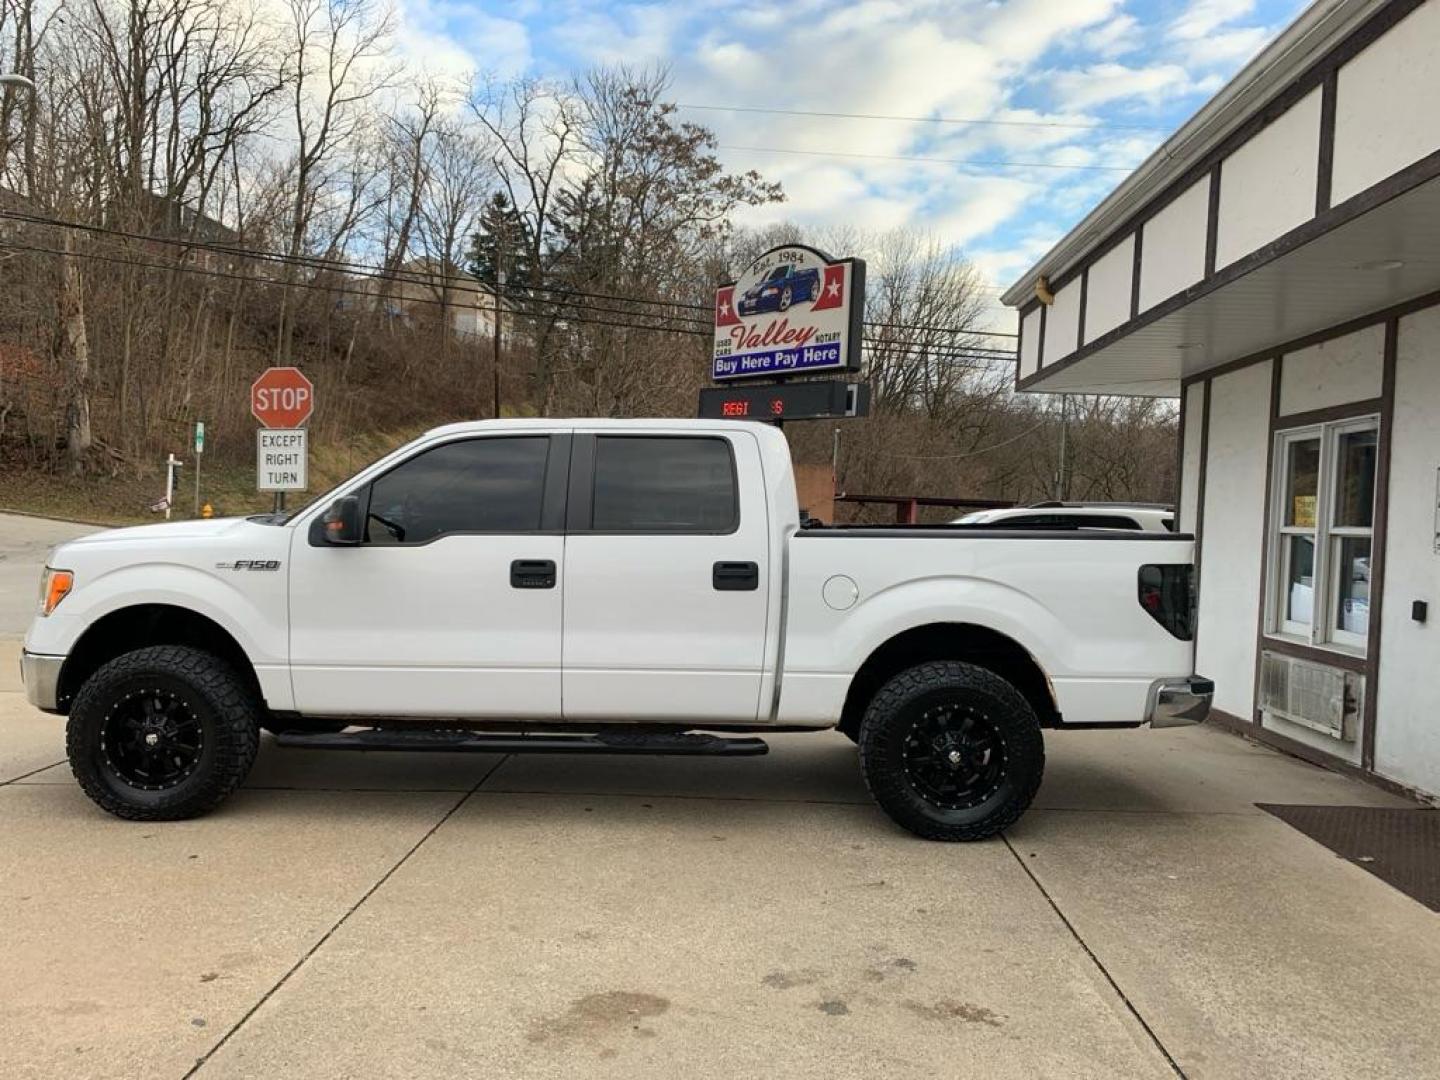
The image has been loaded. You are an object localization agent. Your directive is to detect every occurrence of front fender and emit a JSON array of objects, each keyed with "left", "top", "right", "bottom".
[{"left": 30, "top": 561, "right": 287, "bottom": 668}]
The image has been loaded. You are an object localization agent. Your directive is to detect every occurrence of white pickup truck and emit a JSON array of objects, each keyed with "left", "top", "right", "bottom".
[{"left": 22, "top": 419, "right": 1210, "bottom": 840}]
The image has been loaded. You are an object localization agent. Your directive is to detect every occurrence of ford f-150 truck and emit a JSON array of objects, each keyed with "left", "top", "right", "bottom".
[{"left": 21, "top": 419, "right": 1210, "bottom": 840}]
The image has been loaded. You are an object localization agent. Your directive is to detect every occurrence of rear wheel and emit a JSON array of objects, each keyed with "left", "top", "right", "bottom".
[
  {"left": 66, "top": 645, "right": 260, "bottom": 820},
  {"left": 858, "top": 661, "right": 1043, "bottom": 841}
]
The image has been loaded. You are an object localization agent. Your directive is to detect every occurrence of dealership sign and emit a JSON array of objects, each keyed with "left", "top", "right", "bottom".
[{"left": 713, "top": 245, "right": 865, "bottom": 381}]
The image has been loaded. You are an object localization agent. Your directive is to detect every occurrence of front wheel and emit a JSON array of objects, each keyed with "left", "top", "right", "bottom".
[
  {"left": 66, "top": 645, "right": 261, "bottom": 820},
  {"left": 858, "top": 661, "right": 1044, "bottom": 841}
]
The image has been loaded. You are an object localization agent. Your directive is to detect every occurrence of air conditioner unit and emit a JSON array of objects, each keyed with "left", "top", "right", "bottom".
[{"left": 1259, "top": 651, "right": 1363, "bottom": 742}]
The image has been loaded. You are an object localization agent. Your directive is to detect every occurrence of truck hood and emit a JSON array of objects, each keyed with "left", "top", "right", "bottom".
[{"left": 59, "top": 516, "right": 270, "bottom": 547}]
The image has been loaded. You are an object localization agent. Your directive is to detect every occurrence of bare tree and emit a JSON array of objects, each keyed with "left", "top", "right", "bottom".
[{"left": 274, "top": 0, "right": 394, "bottom": 361}]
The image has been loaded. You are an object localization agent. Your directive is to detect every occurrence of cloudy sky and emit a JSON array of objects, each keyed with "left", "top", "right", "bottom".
[{"left": 394, "top": 0, "right": 1310, "bottom": 323}]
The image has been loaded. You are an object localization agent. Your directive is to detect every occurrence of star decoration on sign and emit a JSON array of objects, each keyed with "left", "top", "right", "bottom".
[
  {"left": 720, "top": 299, "right": 732, "bottom": 316},
  {"left": 826, "top": 279, "right": 841, "bottom": 298}
]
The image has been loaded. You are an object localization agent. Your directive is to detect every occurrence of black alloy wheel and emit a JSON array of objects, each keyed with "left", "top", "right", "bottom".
[
  {"left": 100, "top": 688, "right": 205, "bottom": 791},
  {"left": 67, "top": 645, "right": 261, "bottom": 820},
  {"left": 900, "top": 699, "right": 1007, "bottom": 811},
  {"left": 858, "top": 661, "right": 1044, "bottom": 841}
]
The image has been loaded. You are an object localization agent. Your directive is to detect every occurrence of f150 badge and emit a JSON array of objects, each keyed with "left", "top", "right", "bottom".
[{"left": 215, "top": 559, "right": 281, "bottom": 571}]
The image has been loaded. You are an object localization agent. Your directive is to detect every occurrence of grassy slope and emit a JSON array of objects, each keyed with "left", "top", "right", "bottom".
[{"left": 0, "top": 429, "right": 420, "bottom": 525}]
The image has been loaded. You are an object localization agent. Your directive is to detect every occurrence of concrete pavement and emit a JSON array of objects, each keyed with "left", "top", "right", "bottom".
[
  {"left": 0, "top": 513, "right": 104, "bottom": 637},
  {"left": 3, "top": 639, "right": 1436, "bottom": 1079}
]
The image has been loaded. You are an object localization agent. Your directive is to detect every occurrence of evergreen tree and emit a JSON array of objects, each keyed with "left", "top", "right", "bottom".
[{"left": 468, "top": 192, "right": 533, "bottom": 289}]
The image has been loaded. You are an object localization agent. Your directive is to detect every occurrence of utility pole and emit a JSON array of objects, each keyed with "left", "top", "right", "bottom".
[
  {"left": 492, "top": 262, "right": 505, "bottom": 420},
  {"left": 1055, "top": 394, "right": 1070, "bottom": 502}
]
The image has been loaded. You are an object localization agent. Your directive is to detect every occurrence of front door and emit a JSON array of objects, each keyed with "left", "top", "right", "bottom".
[
  {"left": 288, "top": 432, "right": 567, "bottom": 718},
  {"left": 561, "top": 431, "right": 772, "bottom": 723}
]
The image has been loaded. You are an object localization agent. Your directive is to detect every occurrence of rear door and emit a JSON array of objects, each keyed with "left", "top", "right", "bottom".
[{"left": 561, "top": 430, "right": 771, "bottom": 722}]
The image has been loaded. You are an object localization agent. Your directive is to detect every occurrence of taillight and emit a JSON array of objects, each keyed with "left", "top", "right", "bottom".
[{"left": 1138, "top": 564, "right": 1194, "bottom": 640}]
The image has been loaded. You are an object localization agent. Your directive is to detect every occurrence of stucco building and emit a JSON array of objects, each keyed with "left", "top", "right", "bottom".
[{"left": 1003, "top": 0, "right": 1440, "bottom": 798}]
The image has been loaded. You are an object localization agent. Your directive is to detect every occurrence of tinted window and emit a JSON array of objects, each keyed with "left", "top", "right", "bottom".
[
  {"left": 365, "top": 437, "right": 549, "bottom": 544},
  {"left": 591, "top": 436, "right": 736, "bottom": 532}
]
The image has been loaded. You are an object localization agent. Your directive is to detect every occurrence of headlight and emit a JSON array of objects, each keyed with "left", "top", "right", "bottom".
[{"left": 39, "top": 568, "right": 74, "bottom": 616}]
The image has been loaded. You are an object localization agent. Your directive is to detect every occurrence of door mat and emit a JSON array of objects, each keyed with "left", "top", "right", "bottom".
[{"left": 1257, "top": 804, "right": 1440, "bottom": 913}]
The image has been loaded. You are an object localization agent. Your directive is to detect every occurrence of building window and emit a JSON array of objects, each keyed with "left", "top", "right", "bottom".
[{"left": 1269, "top": 417, "right": 1378, "bottom": 651}]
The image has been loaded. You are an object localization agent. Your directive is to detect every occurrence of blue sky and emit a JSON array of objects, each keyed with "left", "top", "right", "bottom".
[{"left": 393, "top": 0, "right": 1311, "bottom": 322}]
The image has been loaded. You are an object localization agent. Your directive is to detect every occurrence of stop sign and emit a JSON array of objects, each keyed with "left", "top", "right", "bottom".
[{"left": 251, "top": 367, "right": 315, "bottom": 429}]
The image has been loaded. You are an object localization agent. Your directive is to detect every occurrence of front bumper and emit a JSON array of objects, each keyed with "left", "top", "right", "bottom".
[
  {"left": 20, "top": 650, "right": 64, "bottom": 713},
  {"left": 1147, "top": 675, "right": 1214, "bottom": 728}
]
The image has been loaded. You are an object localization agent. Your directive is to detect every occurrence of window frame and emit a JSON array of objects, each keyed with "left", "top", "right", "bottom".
[
  {"left": 567, "top": 433, "right": 741, "bottom": 536},
  {"left": 1266, "top": 414, "right": 1379, "bottom": 654},
  {"left": 352, "top": 433, "right": 567, "bottom": 546}
]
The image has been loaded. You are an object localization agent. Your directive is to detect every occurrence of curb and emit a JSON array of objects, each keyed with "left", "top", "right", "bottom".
[{"left": 0, "top": 507, "right": 117, "bottom": 529}]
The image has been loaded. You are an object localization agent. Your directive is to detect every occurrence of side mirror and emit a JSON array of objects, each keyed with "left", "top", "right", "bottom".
[{"left": 318, "top": 495, "right": 363, "bottom": 545}]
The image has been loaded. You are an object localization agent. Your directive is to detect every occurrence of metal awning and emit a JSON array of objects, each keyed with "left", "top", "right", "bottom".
[{"left": 1022, "top": 171, "right": 1440, "bottom": 395}]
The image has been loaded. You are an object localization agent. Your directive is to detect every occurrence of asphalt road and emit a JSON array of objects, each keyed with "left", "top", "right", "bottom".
[
  {"left": 0, "top": 513, "right": 104, "bottom": 637},
  {"left": 3, "top": 647, "right": 1437, "bottom": 1080}
]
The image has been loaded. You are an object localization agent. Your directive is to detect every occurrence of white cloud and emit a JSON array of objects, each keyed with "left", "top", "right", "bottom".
[
  {"left": 392, "top": 0, "right": 531, "bottom": 79},
  {"left": 968, "top": 226, "right": 1059, "bottom": 315},
  {"left": 1086, "top": 13, "right": 1141, "bottom": 59},
  {"left": 551, "top": 3, "right": 686, "bottom": 66},
  {"left": 923, "top": 175, "right": 1038, "bottom": 248},
  {"left": 1178, "top": 25, "right": 1270, "bottom": 67},
  {"left": 1049, "top": 63, "right": 1195, "bottom": 108},
  {"left": 422, "top": 0, "right": 1294, "bottom": 298},
  {"left": 1169, "top": 0, "right": 1255, "bottom": 41}
]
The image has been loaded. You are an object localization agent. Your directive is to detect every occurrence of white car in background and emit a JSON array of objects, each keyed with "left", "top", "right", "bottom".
[{"left": 954, "top": 502, "right": 1175, "bottom": 533}]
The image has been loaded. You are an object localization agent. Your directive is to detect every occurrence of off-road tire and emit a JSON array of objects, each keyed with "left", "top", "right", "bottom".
[
  {"left": 261, "top": 717, "right": 349, "bottom": 736},
  {"left": 66, "top": 645, "right": 260, "bottom": 820},
  {"left": 858, "top": 661, "right": 1044, "bottom": 841}
]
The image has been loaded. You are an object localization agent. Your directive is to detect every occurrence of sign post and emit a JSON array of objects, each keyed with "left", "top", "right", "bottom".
[
  {"left": 251, "top": 367, "right": 314, "bottom": 512},
  {"left": 192, "top": 421, "right": 204, "bottom": 517},
  {"left": 163, "top": 453, "right": 182, "bottom": 520}
]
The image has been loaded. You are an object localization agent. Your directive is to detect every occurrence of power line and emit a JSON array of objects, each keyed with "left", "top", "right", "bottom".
[
  {"left": 863, "top": 420, "right": 1049, "bottom": 460},
  {"left": 865, "top": 318, "right": 1016, "bottom": 338},
  {"left": 679, "top": 103, "right": 1168, "bottom": 133},
  {"left": 717, "top": 145, "right": 1135, "bottom": 173},
  {"left": 0, "top": 235, "right": 1017, "bottom": 367},
  {"left": 0, "top": 207, "right": 1021, "bottom": 338},
  {"left": 0, "top": 238, "right": 710, "bottom": 339},
  {"left": 0, "top": 207, "right": 711, "bottom": 321}
]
